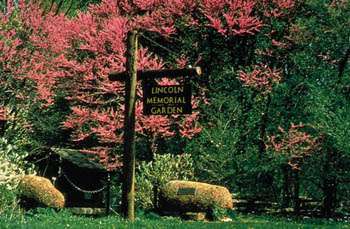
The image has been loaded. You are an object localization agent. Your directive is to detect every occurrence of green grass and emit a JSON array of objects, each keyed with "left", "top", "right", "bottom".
[{"left": 0, "top": 209, "right": 349, "bottom": 229}]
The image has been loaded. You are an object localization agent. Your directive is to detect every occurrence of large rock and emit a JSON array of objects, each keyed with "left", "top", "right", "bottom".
[
  {"left": 19, "top": 175, "right": 65, "bottom": 208},
  {"left": 159, "top": 180, "right": 233, "bottom": 213}
]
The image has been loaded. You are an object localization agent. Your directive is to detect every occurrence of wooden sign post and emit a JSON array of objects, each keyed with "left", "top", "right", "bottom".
[
  {"left": 122, "top": 30, "right": 138, "bottom": 221},
  {"left": 108, "top": 30, "right": 201, "bottom": 221}
]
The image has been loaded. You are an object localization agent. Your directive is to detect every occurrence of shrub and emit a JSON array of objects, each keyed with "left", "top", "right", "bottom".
[
  {"left": 0, "top": 138, "right": 28, "bottom": 215},
  {"left": 136, "top": 153, "right": 195, "bottom": 210},
  {"left": 19, "top": 175, "right": 65, "bottom": 208},
  {"left": 0, "top": 138, "right": 26, "bottom": 190},
  {"left": 0, "top": 136, "right": 36, "bottom": 214}
]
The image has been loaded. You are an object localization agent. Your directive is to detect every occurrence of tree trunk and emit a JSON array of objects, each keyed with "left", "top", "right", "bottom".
[
  {"left": 322, "top": 150, "right": 337, "bottom": 218},
  {"left": 292, "top": 169, "right": 300, "bottom": 215},
  {"left": 281, "top": 164, "right": 292, "bottom": 210},
  {"left": 258, "top": 95, "right": 271, "bottom": 159},
  {"left": 0, "top": 120, "right": 6, "bottom": 137}
]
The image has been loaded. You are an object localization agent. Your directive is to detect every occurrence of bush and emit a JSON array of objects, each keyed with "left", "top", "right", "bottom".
[
  {"left": 0, "top": 184, "right": 19, "bottom": 216},
  {"left": 136, "top": 153, "right": 195, "bottom": 210},
  {"left": 0, "top": 137, "right": 35, "bottom": 214},
  {"left": 19, "top": 175, "right": 65, "bottom": 208},
  {"left": 0, "top": 138, "right": 27, "bottom": 190},
  {"left": 0, "top": 138, "right": 27, "bottom": 215}
]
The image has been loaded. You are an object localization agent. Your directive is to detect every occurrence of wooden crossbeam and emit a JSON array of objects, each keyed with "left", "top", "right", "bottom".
[{"left": 108, "top": 67, "right": 201, "bottom": 81}]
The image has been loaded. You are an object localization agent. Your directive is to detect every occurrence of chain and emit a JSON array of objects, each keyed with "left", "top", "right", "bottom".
[{"left": 62, "top": 170, "right": 107, "bottom": 194}]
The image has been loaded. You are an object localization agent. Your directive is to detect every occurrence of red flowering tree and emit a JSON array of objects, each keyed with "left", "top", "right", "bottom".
[
  {"left": 0, "top": 0, "right": 300, "bottom": 171},
  {"left": 1, "top": 0, "right": 200, "bottom": 170}
]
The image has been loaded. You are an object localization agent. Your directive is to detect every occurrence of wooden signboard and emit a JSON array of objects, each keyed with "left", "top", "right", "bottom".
[{"left": 143, "top": 82, "right": 191, "bottom": 115}]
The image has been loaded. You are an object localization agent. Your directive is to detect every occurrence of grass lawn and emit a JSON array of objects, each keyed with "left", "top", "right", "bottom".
[{"left": 0, "top": 210, "right": 349, "bottom": 229}]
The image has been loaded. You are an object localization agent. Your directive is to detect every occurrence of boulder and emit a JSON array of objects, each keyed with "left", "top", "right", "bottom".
[
  {"left": 19, "top": 175, "right": 65, "bottom": 208},
  {"left": 159, "top": 180, "right": 233, "bottom": 213}
]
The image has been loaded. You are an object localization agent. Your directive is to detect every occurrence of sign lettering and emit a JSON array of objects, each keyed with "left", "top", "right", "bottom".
[{"left": 143, "top": 83, "right": 191, "bottom": 115}]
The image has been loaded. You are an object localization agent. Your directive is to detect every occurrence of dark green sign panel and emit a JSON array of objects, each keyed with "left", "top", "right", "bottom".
[{"left": 143, "top": 83, "right": 191, "bottom": 115}]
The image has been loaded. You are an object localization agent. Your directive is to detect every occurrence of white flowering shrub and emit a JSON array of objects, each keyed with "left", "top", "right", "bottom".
[
  {"left": 0, "top": 138, "right": 27, "bottom": 190},
  {"left": 0, "top": 155, "right": 24, "bottom": 190},
  {"left": 0, "top": 137, "right": 34, "bottom": 214}
]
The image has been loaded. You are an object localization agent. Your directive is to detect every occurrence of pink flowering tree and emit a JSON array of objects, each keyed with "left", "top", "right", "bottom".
[
  {"left": 0, "top": 0, "right": 300, "bottom": 171},
  {"left": 1, "top": 0, "right": 202, "bottom": 170}
]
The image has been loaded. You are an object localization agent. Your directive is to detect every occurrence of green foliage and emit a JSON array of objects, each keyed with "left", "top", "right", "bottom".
[
  {"left": 209, "top": 205, "right": 230, "bottom": 221},
  {"left": 0, "top": 184, "right": 20, "bottom": 216},
  {"left": 37, "top": 0, "right": 102, "bottom": 16},
  {"left": 136, "top": 153, "right": 194, "bottom": 210},
  {"left": 308, "top": 85, "right": 350, "bottom": 154},
  {"left": 185, "top": 67, "right": 282, "bottom": 199},
  {"left": 27, "top": 92, "right": 71, "bottom": 148},
  {"left": 185, "top": 95, "right": 240, "bottom": 188},
  {"left": 296, "top": 0, "right": 350, "bottom": 210}
]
